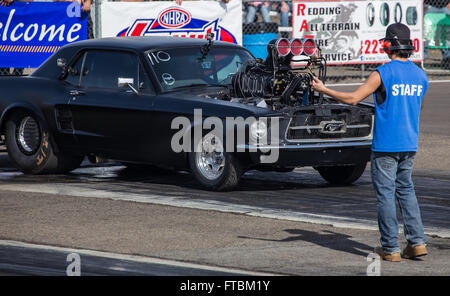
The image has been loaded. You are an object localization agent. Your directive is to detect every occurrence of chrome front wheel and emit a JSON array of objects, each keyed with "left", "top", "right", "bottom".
[
  {"left": 195, "top": 133, "right": 225, "bottom": 181},
  {"left": 189, "top": 133, "right": 242, "bottom": 191}
]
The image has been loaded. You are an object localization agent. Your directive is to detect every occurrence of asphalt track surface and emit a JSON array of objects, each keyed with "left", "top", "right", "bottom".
[
  {"left": 0, "top": 241, "right": 274, "bottom": 276},
  {"left": 0, "top": 81, "right": 449, "bottom": 276}
]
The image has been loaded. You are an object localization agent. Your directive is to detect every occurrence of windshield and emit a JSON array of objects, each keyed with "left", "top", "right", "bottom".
[{"left": 147, "top": 47, "right": 254, "bottom": 91}]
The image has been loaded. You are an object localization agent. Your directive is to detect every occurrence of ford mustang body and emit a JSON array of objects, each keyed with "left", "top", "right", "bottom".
[{"left": 0, "top": 36, "right": 374, "bottom": 190}]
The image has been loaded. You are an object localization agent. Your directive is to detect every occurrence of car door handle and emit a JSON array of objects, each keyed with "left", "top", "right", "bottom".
[{"left": 69, "top": 90, "right": 85, "bottom": 96}]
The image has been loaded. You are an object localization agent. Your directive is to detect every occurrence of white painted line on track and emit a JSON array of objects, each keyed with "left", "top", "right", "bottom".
[
  {"left": 427, "top": 80, "right": 450, "bottom": 83},
  {"left": 0, "top": 240, "right": 279, "bottom": 276},
  {"left": 1, "top": 183, "right": 449, "bottom": 239},
  {"left": 326, "top": 82, "right": 364, "bottom": 87},
  {"left": 327, "top": 80, "right": 450, "bottom": 87}
]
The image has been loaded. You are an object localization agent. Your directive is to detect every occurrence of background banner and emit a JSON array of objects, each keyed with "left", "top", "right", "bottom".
[
  {"left": 101, "top": 1, "right": 242, "bottom": 45},
  {"left": 0, "top": 2, "right": 87, "bottom": 68},
  {"left": 292, "top": 0, "right": 424, "bottom": 65}
]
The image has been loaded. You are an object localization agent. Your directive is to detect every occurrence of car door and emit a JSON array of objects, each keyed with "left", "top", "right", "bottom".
[{"left": 67, "top": 49, "right": 157, "bottom": 160}]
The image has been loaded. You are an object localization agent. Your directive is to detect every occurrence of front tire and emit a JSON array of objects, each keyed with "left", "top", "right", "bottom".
[
  {"left": 188, "top": 133, "right": 242, "bottom": 191},
  {"left": 5, "top": 111, "right": 83, "bottom": 174},
  {"left": 316, "top": 162, "right": 367, "bottom": 185}
]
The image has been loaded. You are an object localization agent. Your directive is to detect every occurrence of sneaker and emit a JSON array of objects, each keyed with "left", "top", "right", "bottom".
[
  {"left": 402, "top": 244, "right": 428, "bottom": 259},
  {"left": 374, "top": 246, "right": 401, "bottom": 262}
]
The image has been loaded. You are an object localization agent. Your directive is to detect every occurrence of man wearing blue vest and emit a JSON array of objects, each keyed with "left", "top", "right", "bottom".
[{"left": 312, "top": 23, "right": 428, "bottom": 262}]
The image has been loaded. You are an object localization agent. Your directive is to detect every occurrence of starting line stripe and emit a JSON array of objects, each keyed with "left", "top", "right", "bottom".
[
  {"left": 0, "top": 182, "right": 448, "bottom": 239},
  {"left": 327, "top": 80, "right": 450, "bottom": 87}
]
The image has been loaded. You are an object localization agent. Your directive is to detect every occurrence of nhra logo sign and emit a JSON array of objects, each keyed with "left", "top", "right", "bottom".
[
  {"left": 116, "top": 6, "right": 238, "bottom": 44},
  {"left": 158, "top": 7, "right": 191, "bottom": 28}
]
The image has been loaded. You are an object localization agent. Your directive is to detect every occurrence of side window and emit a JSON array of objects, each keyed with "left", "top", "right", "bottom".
[
  {"left": 138, "top": 62, "right": 154, "bottom": 93},
  {"left": 65, "top": 53, "right": 85, "bottom": 86},
  {"left": 80, "top": 50, "right": 138, "bottom": 89}
]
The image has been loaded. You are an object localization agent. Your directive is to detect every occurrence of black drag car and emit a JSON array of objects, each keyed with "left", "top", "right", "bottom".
[{"left": 0, "top": 36, "right": 374, "bottom": 191}]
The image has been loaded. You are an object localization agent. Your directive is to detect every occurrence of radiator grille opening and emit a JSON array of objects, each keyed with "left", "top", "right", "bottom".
[{"left": 286, "top": 107, "right": 373, "bottom": 142}]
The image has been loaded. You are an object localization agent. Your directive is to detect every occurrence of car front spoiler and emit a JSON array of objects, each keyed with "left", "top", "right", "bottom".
[{"left": 236, "top": 141, "right": 372, "bottom": 167}]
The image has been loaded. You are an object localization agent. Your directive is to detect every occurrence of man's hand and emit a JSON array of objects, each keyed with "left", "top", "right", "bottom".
[
  {"left": 0, "top": 0, "right": 14, "bottom": 7},
  {"left": 311, "top": 71, "right": 381, "bottom": 106},
  {"left": 281, "top": 1, "right": 289, "bottom": 12},
  {"left": 177, "top": 0, "right": 229, "bottom": 6},
  {"left": 311, "top": 76, "right": 327, "bottom": 93},
  {"left": 81, "top": 0, "right": 91, "bottom": 12}
]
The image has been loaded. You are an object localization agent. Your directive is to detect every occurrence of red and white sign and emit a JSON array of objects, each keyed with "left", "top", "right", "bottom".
[
  {"left": 158, "top": 7, "right": 191, "bottom": 29},
  {"left": 101, "top": 1, "right": 242, "bottom": 45},
  {"left": 292, "top": 0, "right": 424, "bottom": 65}
]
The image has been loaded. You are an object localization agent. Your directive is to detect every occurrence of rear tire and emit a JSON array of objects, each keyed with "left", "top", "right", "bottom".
[
  {"left": 316, "top": 162, "right": 367, "bottom": 185},
  {"left": 5, "top": 111, "right": 83, "bottom": 174}
]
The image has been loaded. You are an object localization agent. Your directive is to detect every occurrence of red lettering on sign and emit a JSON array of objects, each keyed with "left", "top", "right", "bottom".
[
  {"left": 364, "top": 40, "right": 371, "bottom": 54},
  {"left": 299, "top": 20, "right": 308, "bottom": 32},
  {"left": 371, "top": 40, "right": 378, "bottom": 54},
  {"left": 130, "top": 23, "right": 147, "bottom": 36},
  {"left": 297, "top": 4, "right": 306, "bottom": 16},
  {"left": 413, "top": 38, "right": 420, "bottom": 52}
]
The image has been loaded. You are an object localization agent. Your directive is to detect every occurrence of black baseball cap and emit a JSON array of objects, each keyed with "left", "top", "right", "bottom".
[{"left": 380, "top": 23, "right": 411, "bottom": 41}]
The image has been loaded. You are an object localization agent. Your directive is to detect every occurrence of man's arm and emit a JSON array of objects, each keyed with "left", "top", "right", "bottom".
[{"left": 312, "top": 71, "right": 382, "bottom": 106}]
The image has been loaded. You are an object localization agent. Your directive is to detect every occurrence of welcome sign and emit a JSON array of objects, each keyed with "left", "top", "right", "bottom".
[{"left": 0, "top": 2, "right": 87, "bottom": 68}]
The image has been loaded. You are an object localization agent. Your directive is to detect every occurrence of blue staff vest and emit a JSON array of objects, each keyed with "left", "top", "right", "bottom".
[{"left": 372, "top": 60, "right": 428, "bottom": 152}]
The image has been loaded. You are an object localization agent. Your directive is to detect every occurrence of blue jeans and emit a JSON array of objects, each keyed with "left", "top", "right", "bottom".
[
  {"left": 245, "top": 4, "right": 271, "bottom": 24},
  {"left": 371, "top": 152, "right": 426, "bottom": 254},
  {"left": 276, "top": 2, "right": 292, "bottom": 27}
]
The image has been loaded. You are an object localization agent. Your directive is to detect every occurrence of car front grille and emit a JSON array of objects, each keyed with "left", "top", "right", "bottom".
[{"left": 286, "top": 107, "right": 373, "bottom": 143}]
